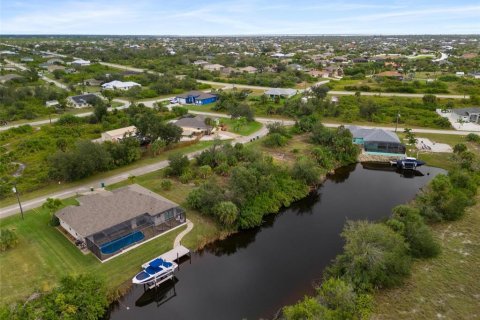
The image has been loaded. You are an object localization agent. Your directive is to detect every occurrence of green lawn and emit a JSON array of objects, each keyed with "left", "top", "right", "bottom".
[
  {"left": 0, "top": 200, "right": 186, "bottom": 304},
  {"left": 0, "top": 163, "right": 225, "bottom": 305},
  {"left": 219, "top": 118, "right": 263, "bottom": 136}
]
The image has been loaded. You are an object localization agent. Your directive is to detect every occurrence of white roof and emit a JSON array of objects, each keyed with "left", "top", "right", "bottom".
[
  {"left": 265, "top": 88, "right": 297, "bottom": 96},
  {"left": 102, "top": 80, "right": 141, "bottom": 89},
  {"left": 72, "top": 59, "right": 90, "bottom": 64},
  {"left": 103, "top": 125, "right": 137, "bottom": 138}
]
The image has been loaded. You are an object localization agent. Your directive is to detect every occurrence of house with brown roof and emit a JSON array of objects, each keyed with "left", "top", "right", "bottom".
[
  {"left": 56, "top": 184, "right": 186, "bottom": 260},
  {"left": 376, "top": 71, "right": 404, "bottom": 80}
]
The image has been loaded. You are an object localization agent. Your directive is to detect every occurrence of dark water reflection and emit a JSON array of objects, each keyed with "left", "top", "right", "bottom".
[{"left": 109, "top": 164, "right": 444, "bottom": 320}]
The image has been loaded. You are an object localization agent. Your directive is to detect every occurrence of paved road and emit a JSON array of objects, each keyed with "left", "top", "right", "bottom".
[
  {"left": 0, "top": 123, "right": 267, "bottom": 218},
  {"left": 328, "top": 90, "right": 469, "bottom": 99},
  {"left": 5, "top": 59, "right": 69, "bottom": 90}
]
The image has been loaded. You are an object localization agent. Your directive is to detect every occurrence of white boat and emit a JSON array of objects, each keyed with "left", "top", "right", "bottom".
[{"left": 132, "top": 257, "right": 178, "bottom": 286}]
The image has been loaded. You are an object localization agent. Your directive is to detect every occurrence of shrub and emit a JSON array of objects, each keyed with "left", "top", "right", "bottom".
[
  {"left": 167, "top": 153, "right": 190, "bottom": 176},
  {"left": 327, "top": 221, "right": 411, "bottom": 291},
  {"left": 466, "top": 133, "right": 480, "bottom": 143},
  {"left": 283, "top": 296, "right": 323, "bottom": 320},
  {"left": 387, "top": 205, "right": 440, "bottom": 258},
  {"left": 291, "top": 157, "right": 323, "bottom": 186},
  {"left": 263, "top": 133, "right": 288, "bottom": 148},
  {"left": 0, "top": 228, "right": 19, "bottom": 252},
  {"left": 179, "top": 169, "right": 194, "bottom": 184},
  {"left": 453, "top": 143, "right": 467, "bottom": 154},
  {"left": 160, "top": 179, "right": 173, "bottom": 191},
  {"left": 213, "top": 201, "right": 239, "bottom": 226}
]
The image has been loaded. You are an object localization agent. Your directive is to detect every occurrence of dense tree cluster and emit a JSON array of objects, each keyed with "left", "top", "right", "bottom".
[{"left": 1, "top": 275, "right": 109, "bottom": 320}]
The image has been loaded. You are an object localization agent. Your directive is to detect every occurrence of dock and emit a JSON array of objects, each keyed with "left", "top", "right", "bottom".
[{"left": 160, "top": 245, "right": 190, "bottom": 262}]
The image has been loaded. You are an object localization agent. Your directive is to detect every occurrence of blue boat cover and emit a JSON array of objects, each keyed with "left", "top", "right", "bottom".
[
  {"left": 145, "top": 266, "right": 163, "bottom": 275},
  {"left": 149, "top": 258, "right": 164, "bottom": 268}
]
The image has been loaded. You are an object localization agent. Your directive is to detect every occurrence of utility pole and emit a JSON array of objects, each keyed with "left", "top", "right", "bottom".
[
  {"left": 12, "top": 182, "right": 24, "bottom": 220},
  {"left": 395, "top": 111, "right": 401, "bottom": 132}
]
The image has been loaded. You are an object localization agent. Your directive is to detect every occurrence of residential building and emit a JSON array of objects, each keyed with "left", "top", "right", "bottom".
[
  {"left": 67, "top": 93, "right": 99, "bottom": 108},
  {"left": 452, "top": 107, "right": 480, "bottom": 124},
  {"left": 265, "top": 88, "right": 297, "bottom": 98},
  {"left": 71, "top": 59, "right": 91, "bottom": 67},
  {"left": 173, "top": 115, "right": 215, "bottom": 136},
  {"left": 176, "top": 91, "right": 218, "bottom": 105},
  {"left": 21, "top": 57, "right": 34, "bottom": 62},
  {"left": 0, "top": 74, "right": 23, "bottom": 83},
  {"left": 203, "top": 64, "right": 224, "bottom": 72},
  {"left": 45, "top": 100, "right": 60, "bottom": 108},
  {"left": 101, "top": 80, "right": 141, "bottom": 90},
  {"left": 101, "top": 126, "right": 137, "bottom": 142},
  {"left": 56, "top": 184, "right": 186, "bottom": 260},
  {"left": 84, "top": 78, "right": 103, "bottom": 87},
  {"left": 376, "top": 71, "right": 404, "bottom": 80},
  {"left": 346, "top": 125, "right": 406, "bottom": 155},
  {"left": 239, "top": 66, "right": 258, "bottom": 73}
]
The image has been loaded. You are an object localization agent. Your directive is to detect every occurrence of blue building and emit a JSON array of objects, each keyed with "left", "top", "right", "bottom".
[{"left": 176, "top": 91, "right": 218, "bottom": 105}]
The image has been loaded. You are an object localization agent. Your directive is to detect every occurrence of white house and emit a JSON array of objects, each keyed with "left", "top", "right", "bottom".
[
  {"left": 101, "top": 80, "right": 141, "bottom": 90},
  {"left": 101, "top": 126, "right": 137, "bottom": 142},
  {"left": 45, "top": 100, "right": 60, "bottom": 107},
  {"left": 71, "top": 59, "right": 91, "bottom": 67},
  {"left": 452, "top": 107, "right": 480, "bottom": 124},
  {"left": 455, "top": 71, "right": 465, "bottom": 77},
  {"left": 265, "top": 88, "right": 298, "bottom": 98}
]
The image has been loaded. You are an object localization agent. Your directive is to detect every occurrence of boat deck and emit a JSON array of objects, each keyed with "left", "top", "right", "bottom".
[{"left": 159, "top": 245, "right": 190, "bottom": 262}]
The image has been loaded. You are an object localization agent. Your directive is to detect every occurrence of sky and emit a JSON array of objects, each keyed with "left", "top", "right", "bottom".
[{"left": 1, "top": 0, "right": 480, "bottom": 35}]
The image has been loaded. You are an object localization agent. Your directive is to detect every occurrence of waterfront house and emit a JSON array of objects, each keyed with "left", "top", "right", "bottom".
[
  {"left": 346, "top": 125, "right": 406, "bottom": 156},
  {"left": 56, "top": 184, "right": 186, "bottom": 260},
  {"left": 176, "top": 91, "right": 218, "bottom": 105}
]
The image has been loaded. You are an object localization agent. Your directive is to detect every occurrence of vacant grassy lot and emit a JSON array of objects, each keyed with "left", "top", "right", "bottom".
[
  {"left": 0, "top": 140, "right": 215, "bottom": 207},
  {"left": 373, "top": 192, "right": 480, "bottom": 320},
  {"left": 219, "top": 118, "right": 263, "bottom": 136}
]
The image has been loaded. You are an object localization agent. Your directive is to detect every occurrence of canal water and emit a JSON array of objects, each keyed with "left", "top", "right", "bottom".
[{"left": 109, "top": 163, "right": 445, "bottom": 320}]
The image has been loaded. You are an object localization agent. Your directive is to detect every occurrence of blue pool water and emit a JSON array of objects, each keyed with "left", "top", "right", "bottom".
[{"left": 100, "top": 231, "right": 145, "bottom": 255}]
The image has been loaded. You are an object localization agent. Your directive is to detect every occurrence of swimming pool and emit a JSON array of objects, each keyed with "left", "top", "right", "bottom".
[{"left": 100, "top": 230, "right": 145, "bottom": 255}]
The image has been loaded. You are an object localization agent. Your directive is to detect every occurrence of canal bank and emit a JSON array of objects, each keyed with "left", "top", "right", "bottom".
[{"left": 108, "top": 163, "right": 444, "bottom": 320}]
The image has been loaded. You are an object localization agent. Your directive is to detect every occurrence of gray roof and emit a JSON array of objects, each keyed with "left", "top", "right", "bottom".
[
  {"left": 0, "top": 74, "right": 23, "bottom": 82},
  {"left": 453, "top": 107, "right": 480, "bottom": 116},
  {"left": 56, "top": 184, "right": 178, "bottom": 237},
  {"left": 264, "top": 88, "right": 297, "bottom": 96},
  {"left": 176, "top": 90, "right": 217, "bottom": 100},
  {"left": 346, "top": 125, "right": 400, "bottom": 143},
  {"left": 174, "top": 115, "right": 212, "bottom": 130},
  {"left": 69, "top": 93, "right": 98, "bottom": 105}
]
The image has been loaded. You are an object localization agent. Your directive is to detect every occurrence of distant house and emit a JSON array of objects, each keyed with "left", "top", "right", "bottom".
[
  {"left": 308, "top": 70, "right": 330, "bottom": 78},
  {"left": 84, "top": 78, "right": 103, "bottom": 87},
  {"left": 352, "top": 57, "right": 368, "bottom": 63},
  {"left": 239, "top": 66, "right": 258, "bottom": 73},
  {"left": 101, "top": 126, "right": 137, "bottom": 142},
  {"left": 324, "top": 66, "right": 343, "bottom": 77},
  {"left": 46, "top": 58, "right": 64, "bottom": 65},
  {"left": 45, "top": 100, "right": 60, "bottom": 108},
  {"left": 55, "top": 184, "right": 186, "bottom": 260},
  {"left": 21, "top": 57, "right": 34, "bottom": 62},
  {"left": 220, "top": 67, "right": 237, "bottom": 75},
  {"left": 101, "top": 80, "right": 141, "bottom": 90},
  {"left": 376, "top": 71, "right": 404, "bottom": 80},
  {"left": 71, "top": 59, "right": 91, "bottom": 67},
  {"left": 67, "top": 93, "right": 99, "bottom": 108},
  {"left": 174, "top": 115, "right": 215, "bottom": 136},
  {"left": 455, "top": 71, "right": 465, "bottom": 77},
  {"left": 47, "top": 65, "right": 66, "bottom": 73},
  {"left": 265, "top": 88, "right": 297, "bottom": 99},
  {"left": 346, "top": 125, "right": 406, "bottom": 155},
  {"left": 176, "top": 91, "right": 218, "bottom": 105},
  {"left": 452, "top": 107, "right": 480, "bottom": 124},
  {"left": 203, "top": 64, "right": 224, "bottom": 72},
  {"left": 0, "top": 74, "right": 23, "bottom": 83},
  {"left": 193, "top": 60, "right": 209, "bottom": 66}
]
